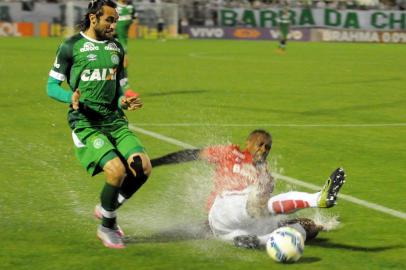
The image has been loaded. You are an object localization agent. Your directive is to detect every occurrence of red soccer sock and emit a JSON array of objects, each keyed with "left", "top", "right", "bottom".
[
  {"left": 267, "top": 191, "right": 318, "bottom": 215},
  {"left": 270, "top": 199, "right": 310, "bottom": 214}
]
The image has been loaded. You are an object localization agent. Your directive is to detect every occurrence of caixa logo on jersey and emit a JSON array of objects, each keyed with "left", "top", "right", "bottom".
[
  {"left": 81, "top": 68, "right": 117, "bottom": 81},
  {"left": 80, "top": 42, "right": 99, "bottom": 52}
]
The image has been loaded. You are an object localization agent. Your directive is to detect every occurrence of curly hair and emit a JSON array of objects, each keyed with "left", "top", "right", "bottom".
[{"left": 80, "top": 0, "right": 117, "bottom": 31}]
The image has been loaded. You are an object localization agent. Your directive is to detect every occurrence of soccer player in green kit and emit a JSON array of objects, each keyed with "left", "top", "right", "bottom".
[
  {"left": 277, "top": 8, "right": 291, "bottom": 52},
  {"left": 116, "top": 0, "right": 138, "bottom": 97},
  {"left": 46, "top": 0, "right": 151, "bottom": 249}
]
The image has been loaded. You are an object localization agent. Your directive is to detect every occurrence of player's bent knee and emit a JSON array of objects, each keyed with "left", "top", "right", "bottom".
[
  {"left": 128, "top": 155, "right": 150, "bottom": 183},
  {"left": 128, "top": 154, "right": 152, "bottom": 177},
  {"left": 103, "top": 157, "right": 126, "bottom": 186}
]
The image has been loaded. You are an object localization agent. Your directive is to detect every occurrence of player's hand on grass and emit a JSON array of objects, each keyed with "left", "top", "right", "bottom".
[
  {"left": 72, "top": 89, "right": 80, "bottom": 110},
  {"left": 121, "top": 96, "right": 143, "bottom": 111}
]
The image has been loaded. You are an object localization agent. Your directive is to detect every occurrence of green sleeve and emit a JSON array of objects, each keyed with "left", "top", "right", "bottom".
[
  {"left": 49, "top": 41, "right": 72, "bottom": 82},
  {"left": 47, "top": 76, "right": 72, "bottom": 103}
]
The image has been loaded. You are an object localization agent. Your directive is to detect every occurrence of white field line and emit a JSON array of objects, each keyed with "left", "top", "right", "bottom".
[
  {"left": 132, "top": 123, "right": 406, "bottom": 128},
  {"left": 130, "top": 124, "right": 406, "bottom": 220}
]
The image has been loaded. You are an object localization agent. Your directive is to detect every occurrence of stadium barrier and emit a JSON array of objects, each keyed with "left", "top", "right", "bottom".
[
  {"left": 1, "top": 2, "right": 405, "bottom": 43},
  {"left": 184, "top": 26, "right": 311, "bottom": 41},
  {"left": 313, "top": 28, "right": 406, "bottom": 43},
  {"left": 183, "top": 26, "right": 406, "bottom": 43}
]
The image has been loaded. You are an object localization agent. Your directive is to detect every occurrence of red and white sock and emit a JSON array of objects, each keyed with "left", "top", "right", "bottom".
[{"left": 267, "top": 191, "right": 320, "bottom": 215}]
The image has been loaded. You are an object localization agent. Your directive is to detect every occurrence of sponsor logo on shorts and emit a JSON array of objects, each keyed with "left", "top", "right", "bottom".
[
  {"left": 93, "top": 138, "right": 105, "bottom": 149},
  {"left": 80, "top": 42, "right": 99, "bottom": 52}
]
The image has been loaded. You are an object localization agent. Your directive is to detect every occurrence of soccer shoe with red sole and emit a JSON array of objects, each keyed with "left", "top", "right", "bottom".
[
  {"left": 97, "top": 225, "right": 125, "bottom": 249},
  {"left": 94, "top": 204, "right": 125, "bottom": 237}
]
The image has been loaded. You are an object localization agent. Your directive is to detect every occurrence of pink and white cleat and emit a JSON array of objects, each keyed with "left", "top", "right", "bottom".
[
  {"left": 97, "top": 225, "right": 125, "bottom": 249},
  {"left": 94, "top": 204, "right": 125, "bottom": 237}
]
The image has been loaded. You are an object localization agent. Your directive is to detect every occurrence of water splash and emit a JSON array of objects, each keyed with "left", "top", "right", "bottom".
[{"left": 311, "top": 210, "right": 341, "bottom": 231}]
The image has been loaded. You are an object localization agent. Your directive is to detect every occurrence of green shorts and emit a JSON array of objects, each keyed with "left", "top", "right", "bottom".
[{"left": 72, "top": 123, "right": 145, "bottom": 176}]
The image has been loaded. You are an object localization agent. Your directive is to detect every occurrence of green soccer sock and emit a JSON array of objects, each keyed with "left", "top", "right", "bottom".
[{"left": 100, "top": 183, "right": 120, "bottom": 229}]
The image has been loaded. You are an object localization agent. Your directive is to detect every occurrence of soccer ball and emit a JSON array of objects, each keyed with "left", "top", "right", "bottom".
[{"left": 266, "top": 226, "right": 305, "bottom": 263}]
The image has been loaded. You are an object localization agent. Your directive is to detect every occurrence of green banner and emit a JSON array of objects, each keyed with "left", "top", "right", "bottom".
[{"left": 219, "top": 8, "right": 406, "bottom": 30}]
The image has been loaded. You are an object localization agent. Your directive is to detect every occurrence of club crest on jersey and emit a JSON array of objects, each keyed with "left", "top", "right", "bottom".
[
  {"left": 111, "top": 54, "right": 119, "bottom": 64},
  {"left": 81, "top": 68, "right": 117, "bottom": 81},
  {"left": 104, "top": 42, "right": 121, "bottom": 53},
  {"left": 80, "top": 42, "right": 99, "bottom": 52}
]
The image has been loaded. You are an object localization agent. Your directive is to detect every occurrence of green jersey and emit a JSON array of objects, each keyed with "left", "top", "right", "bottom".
[
  {"left": 117, "top": 2, "right": 135, "bottom": 22},
  {"left": 49, "top": 32, "right": 126, "bottom": 129},
  {"left": 116, "top": 2, "right": 135, "bottom": 51},
  {"left": 277, "top": 13, "right": 291, "bottom": 37}
]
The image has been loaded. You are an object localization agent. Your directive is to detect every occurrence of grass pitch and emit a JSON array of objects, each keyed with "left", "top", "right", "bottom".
[{"left": 0, "top": 37, "right": 405, "bottom": 270}]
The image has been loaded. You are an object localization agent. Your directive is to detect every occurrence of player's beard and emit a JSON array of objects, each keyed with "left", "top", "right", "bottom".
[{"left": 94, "top": 25, "right": 115, "bottom": 41}]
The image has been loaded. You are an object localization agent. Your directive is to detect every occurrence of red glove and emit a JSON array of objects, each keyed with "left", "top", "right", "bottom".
[{"left": 124, "top": 89, "right": 139, "bottom": 98}]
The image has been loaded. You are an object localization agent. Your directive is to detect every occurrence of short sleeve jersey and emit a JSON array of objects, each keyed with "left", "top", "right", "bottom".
[
  {"left": 49, "top": 32, "right": 126, "bottom": 126},
  {"left": 204, "top": 145, "right": 260, "bottom": 210}
]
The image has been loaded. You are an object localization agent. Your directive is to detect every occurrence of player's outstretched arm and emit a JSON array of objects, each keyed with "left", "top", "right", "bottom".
[
  {"left": 150, "top": 149, "right": 201, "bottom": 167},
  {"left": 46, "top": 76, "right": 73, "bottom": 103}
]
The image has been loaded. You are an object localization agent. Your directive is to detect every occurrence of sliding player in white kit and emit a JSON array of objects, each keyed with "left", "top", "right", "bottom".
[{"left": 150, "top": 130, "right": 346, "bottom": 248}]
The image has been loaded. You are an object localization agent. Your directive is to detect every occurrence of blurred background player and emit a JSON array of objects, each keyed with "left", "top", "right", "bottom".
[
  {"left": 150, "top": 130, "right": 346, "bottom": 249},
  {"left": 277, "top": 8, "right": 291, "bottom": 52},
  {"left": 47, "top": 0, "right": 151, "bottom": 249},
  {"left": 116, "top": 0, "right": 139, "bottom": 97},
  {"left": 157, "top": 17, "right": 165, "bottom": 41}
]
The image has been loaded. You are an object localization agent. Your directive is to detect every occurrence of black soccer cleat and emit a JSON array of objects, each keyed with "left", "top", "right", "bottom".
[
  {"left": 317, "top": 168, "right": 346, "bottom": 208},
  {"left": 233, "top": 235, "right": 261, "bottom": 249}
]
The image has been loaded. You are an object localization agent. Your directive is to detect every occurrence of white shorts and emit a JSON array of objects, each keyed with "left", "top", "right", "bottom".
[{"left": 208, "top": 187, "right": 280, "bottom": 242}]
